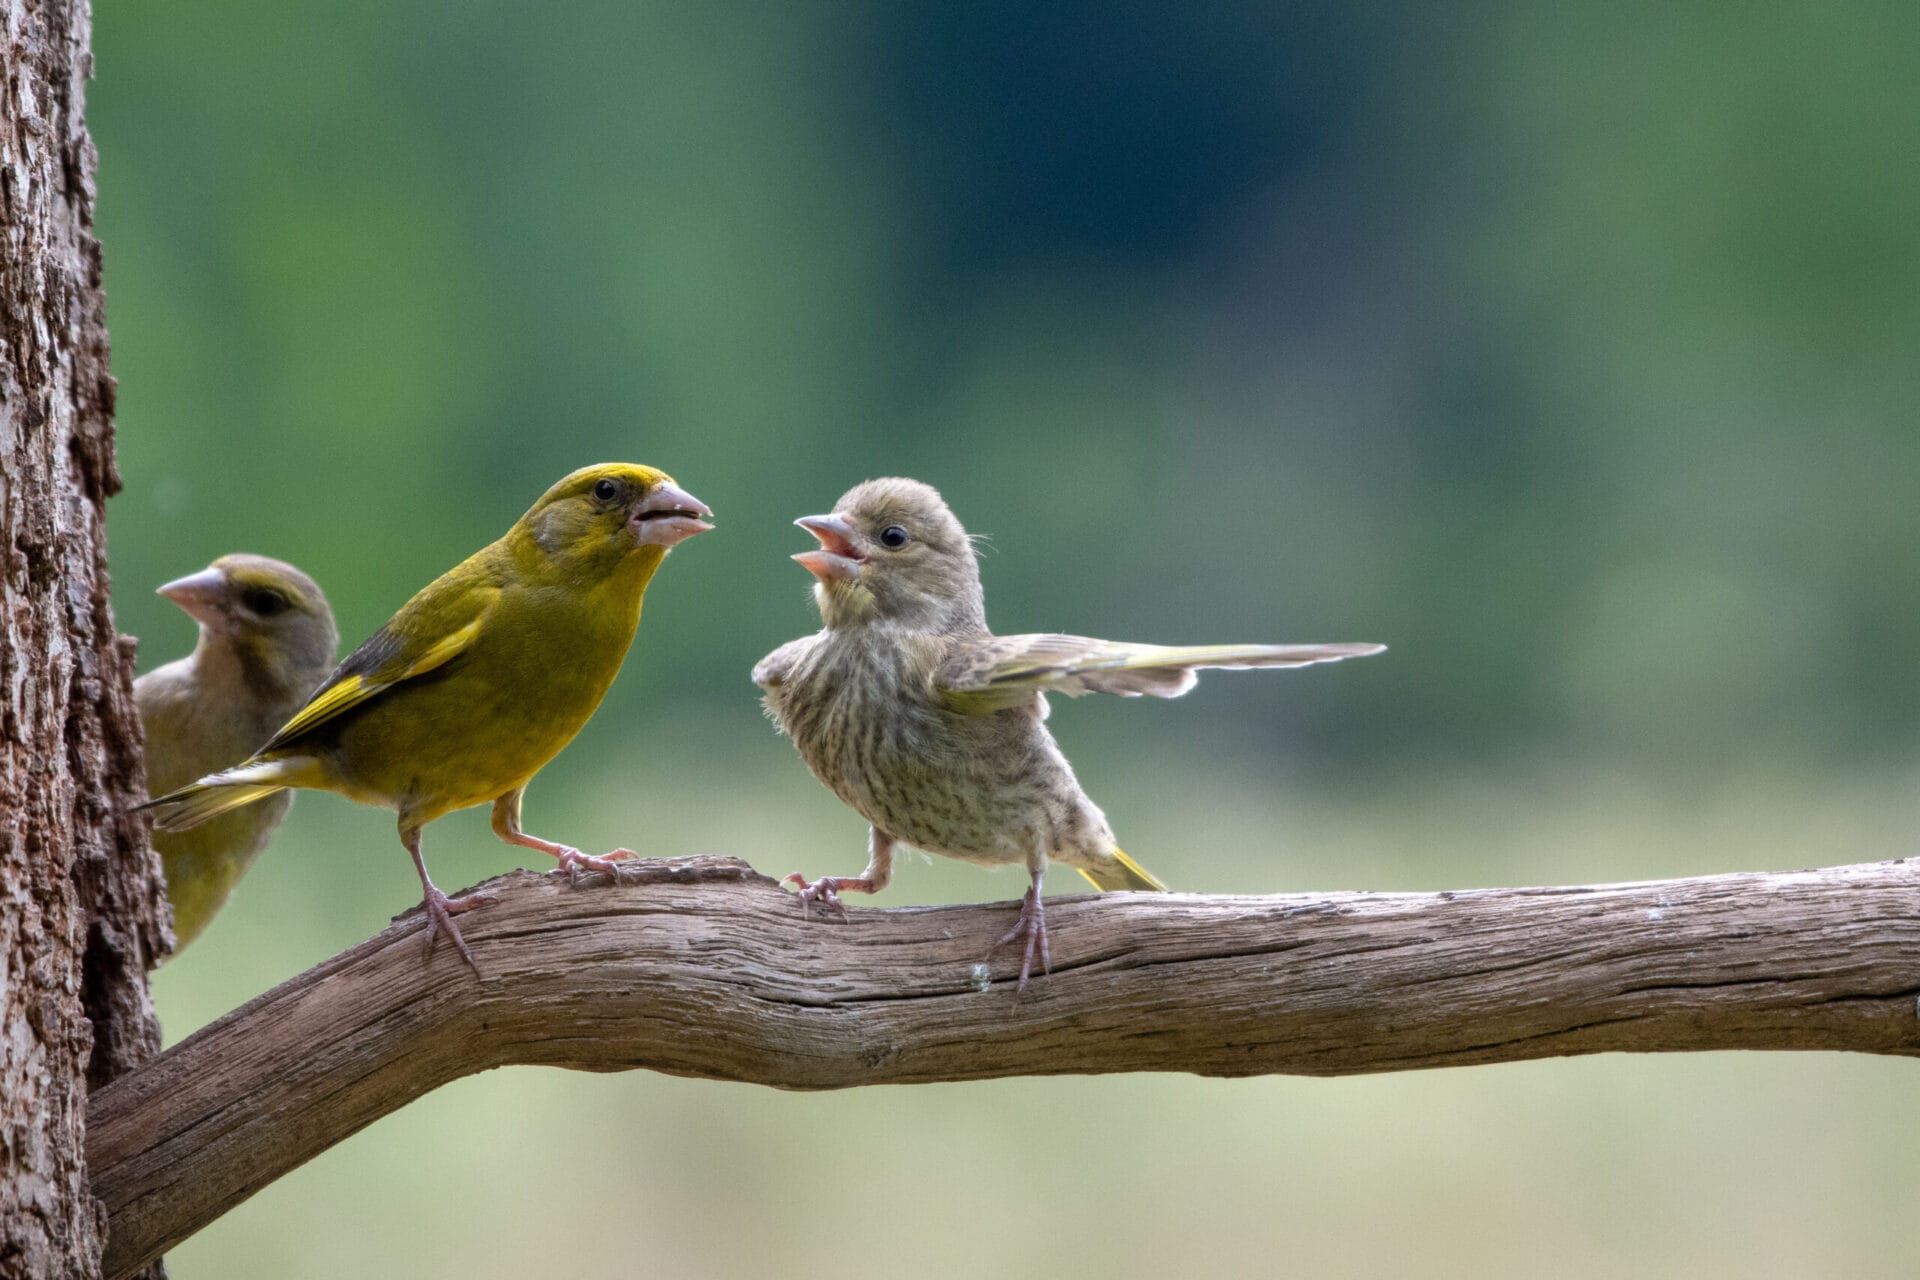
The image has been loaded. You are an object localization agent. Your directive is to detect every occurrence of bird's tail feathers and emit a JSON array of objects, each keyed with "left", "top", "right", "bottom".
[
  {"left": 140, "top": 757, "right": 308, "bottom": 833},
  {"left": 1077, "top": 846, "right": 1168, "bottom": 892}
]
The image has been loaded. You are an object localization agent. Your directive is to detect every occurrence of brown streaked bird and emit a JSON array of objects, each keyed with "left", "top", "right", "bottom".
[
  {"left": 135, "top": 555, "right": 339, "bottom": 954},
  {"left": 754, "top": 477, "right": 1384, "bottom": 989},
  {"left": 143, "top": 464, "right": 713, "bottom": 972}
]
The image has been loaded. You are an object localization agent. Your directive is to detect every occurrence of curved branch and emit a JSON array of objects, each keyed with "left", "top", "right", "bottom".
[{"left": 90, "top": 856, "right": 1920, "bottom": 1277}]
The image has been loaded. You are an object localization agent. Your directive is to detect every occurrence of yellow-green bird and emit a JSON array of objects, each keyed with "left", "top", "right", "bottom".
[
  {"left": 143, "top": 463, "right": 713, "bottom": 972},
  {"left": 135, "top": 555, "right": 339, "bottom": 954},
  {"left": 755, "top": 477, "right": 1383, "bottom": 989}
]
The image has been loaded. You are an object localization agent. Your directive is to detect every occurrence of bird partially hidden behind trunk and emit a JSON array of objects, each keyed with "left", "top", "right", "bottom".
[
  {"left": 754, "top": 476, "right": 1384, "bottom": 990},
  {"left": 136, "top": 555, "right": 339, "bottom": 954}
]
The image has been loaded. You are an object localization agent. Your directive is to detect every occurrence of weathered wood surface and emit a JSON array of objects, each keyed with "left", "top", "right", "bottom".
[{"left": 90, "top": 855, "right": 1920, "bottom": 1277}]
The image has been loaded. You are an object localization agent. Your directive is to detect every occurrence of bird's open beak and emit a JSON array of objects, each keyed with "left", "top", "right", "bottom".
[
  {"left": 157, "top": 566, "right": 226, "bottom": 627},
  {"left": 793, "top": 514, "right": 863, "bottom": 583},
  {"left": 630, "top": 482, "right": 714, "bottom": 548}
]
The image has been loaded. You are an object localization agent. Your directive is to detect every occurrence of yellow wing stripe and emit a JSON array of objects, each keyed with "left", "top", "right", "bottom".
[
  {"left": 406, "top": 615, "right": 486, "bottom": 678},
  {"left": 268, "top": 673, "right": 371, "bottom": 743},
  {"left": 263, "top": 615, "right": 485, "bottom": 747}
]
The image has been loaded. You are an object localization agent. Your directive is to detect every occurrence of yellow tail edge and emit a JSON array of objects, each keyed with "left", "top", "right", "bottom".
[
  {"left": 1077, "top": 846, "right": 1169, "bottom": 893},
  {"left": 140, "top": 781, "right": 287, "bottom": 833}
]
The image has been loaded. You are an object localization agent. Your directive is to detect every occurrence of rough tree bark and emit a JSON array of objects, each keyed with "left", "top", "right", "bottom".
[
  {"left": 1, "top": 1, "right": 168, "bottom": 1277},
  {"left": 88, "top": 855, "right": 1920, "bottom": 1279}
]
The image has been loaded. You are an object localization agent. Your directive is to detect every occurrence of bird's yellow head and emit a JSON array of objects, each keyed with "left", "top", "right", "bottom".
[
  {"left": 513, "top": 463, "right": 714, "bottom": 579},
  {"left": 791, "top": 477, "right": 984, "bottom": 630},
  {"left": 158, "top": 554, "right": 340, "bottom": 695}
]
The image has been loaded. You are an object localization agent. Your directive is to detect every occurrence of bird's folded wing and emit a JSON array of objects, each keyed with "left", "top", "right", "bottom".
[
  {"left": 935, "top": 635, "right": 1385, "bottom": 713},
  {"left": 255, "top": 580, "right": 498, "bottom": 752},
  {"left": 751, "top": 635, "right": 814, "bottom": 689}
]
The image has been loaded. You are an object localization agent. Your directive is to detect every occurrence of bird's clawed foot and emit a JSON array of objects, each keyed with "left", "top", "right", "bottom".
[
  {"left": 782, "top": 873, "right": 875, "bottom": 920},
  {"left": 549, "top": 845, "right": 639, "bottom": 886},
  {"left": 420, "top": 886, "right": 496, "bottom": 975},
  {"left": 992, "top": 885, "right": 1051, "bottom": 992}
]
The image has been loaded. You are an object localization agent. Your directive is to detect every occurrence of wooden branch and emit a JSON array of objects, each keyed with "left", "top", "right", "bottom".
[{"left": 89, "top": 856, "right": 1920, "bottom": 1278}]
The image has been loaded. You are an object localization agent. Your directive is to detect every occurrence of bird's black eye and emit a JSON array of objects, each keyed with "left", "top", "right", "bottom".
[
  {"left": 593, "top": 478, "right": 620, "bottom": 502},
  {"left": 240, "top": 587, "right": 290, "bottom": 617},
  {"left": 879, "top": 525, "right": 909, "bottom": 549}
]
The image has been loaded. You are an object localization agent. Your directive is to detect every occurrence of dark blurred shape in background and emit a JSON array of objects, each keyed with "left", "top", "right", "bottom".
[{"left": 98, "top": 2, "right": 1920, "bottom": 783}]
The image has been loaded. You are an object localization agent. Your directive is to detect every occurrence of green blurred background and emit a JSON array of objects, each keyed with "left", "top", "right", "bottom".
[{"left": 93, "top": 2, "right": 1919, "bottom": 1276}]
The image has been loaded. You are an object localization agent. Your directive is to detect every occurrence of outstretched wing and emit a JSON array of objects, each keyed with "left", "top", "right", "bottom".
[
  {"left": 255, "top": 573, "right": 498, "bottom": 754},
  {"left": 935, "top": 635, "right": 1384, "bottom": 714}
]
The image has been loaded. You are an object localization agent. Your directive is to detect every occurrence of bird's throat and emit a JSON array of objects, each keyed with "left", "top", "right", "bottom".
[{"left": 815, "top": 578, "right": 878, "bottom": 629}]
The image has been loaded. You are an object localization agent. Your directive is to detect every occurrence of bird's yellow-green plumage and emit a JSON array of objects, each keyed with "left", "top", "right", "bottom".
[
  {"left": 142, "top": 463, "right": 714, "bottom": 971},
  {"left": 755, "top": 476, "right": 1382, "bottom": 987},
  {"left": 136, "top": 555, "right": 339, "bottom": 954}
]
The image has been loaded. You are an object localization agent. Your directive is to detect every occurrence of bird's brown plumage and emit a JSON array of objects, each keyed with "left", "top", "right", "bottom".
[
  {"left": 756, "top": 476, "right": 1384, "bottom": 987},
  {"left": 136, "top": 555, "right": 339, "bottom": 954}
]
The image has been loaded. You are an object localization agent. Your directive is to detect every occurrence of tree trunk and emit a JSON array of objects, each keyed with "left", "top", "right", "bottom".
[{"left": 1, "top": 1, "right": 168, "bottom": 1276}]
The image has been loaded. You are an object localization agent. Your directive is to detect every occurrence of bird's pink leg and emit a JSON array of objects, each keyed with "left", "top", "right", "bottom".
[
  {"left": 992, "top": 864, "right": 1051, "bottom": 992},
  {"left": 782, "top": 875, "right": 874, "bottom": 920},
  {"left": 491, "top": 789, "right": 636, "bottom": 882},
  {"left": 402, "top": 824, "right": 495, "bottom": 975},
  {"left": 786, "top": 828, "right": 894, "bottom": 920},
  {"left": 506, "top": 829, "right": 635, "bottom": 878}
]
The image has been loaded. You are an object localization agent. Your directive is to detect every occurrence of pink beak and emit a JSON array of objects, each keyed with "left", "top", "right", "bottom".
[
  {"left": 631, "top": 482, "right": 714, "bottom": 548},
  {"left": 157, "top": 566, "right": 226, "bottom": 627},
  {"left": 793, "top": 514, "right": 863, "bottom": 583}
]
